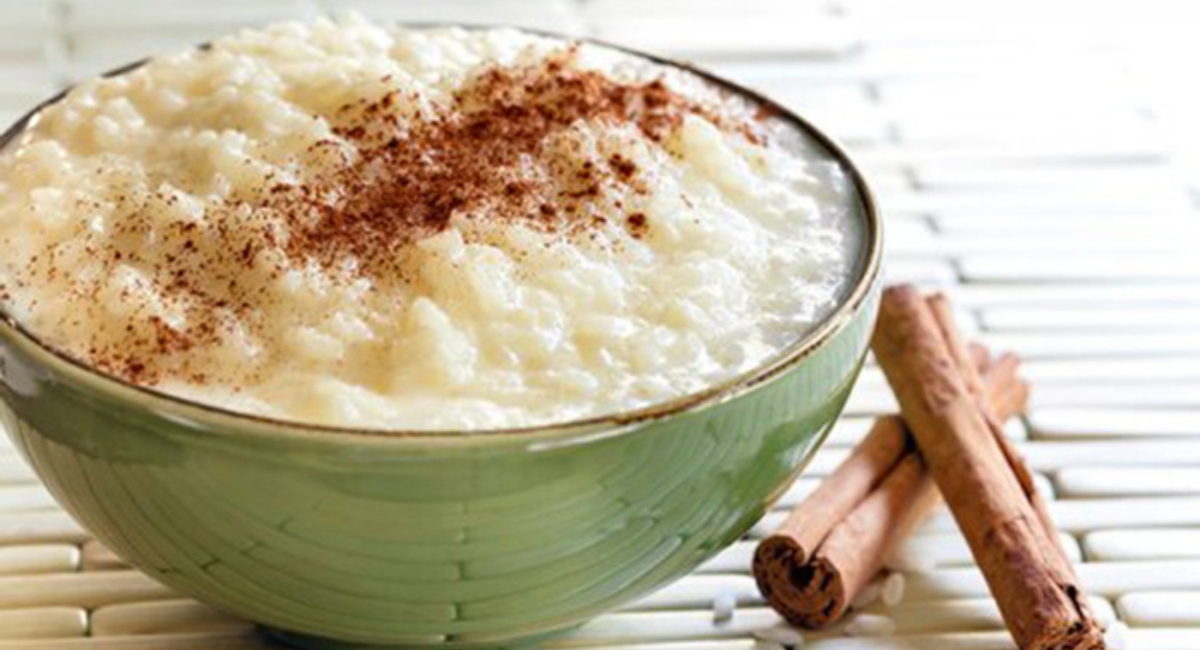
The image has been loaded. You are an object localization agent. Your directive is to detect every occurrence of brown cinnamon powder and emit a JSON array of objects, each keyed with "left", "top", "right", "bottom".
[
  {"left": 49, "top": 46, "right": 765, "bottom": 386},
  {"left": 265, "top": 47, "right": 757, "bottom": 273}
]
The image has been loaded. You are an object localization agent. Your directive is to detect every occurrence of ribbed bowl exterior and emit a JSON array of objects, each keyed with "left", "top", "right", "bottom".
[{"left": 0, "top": 278, "right": 876, "bottom": 648}]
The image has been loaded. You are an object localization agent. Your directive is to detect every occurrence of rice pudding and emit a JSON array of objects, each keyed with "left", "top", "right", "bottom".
[{"left": 0, "top": 16, "right": 863, "bottom": 430}]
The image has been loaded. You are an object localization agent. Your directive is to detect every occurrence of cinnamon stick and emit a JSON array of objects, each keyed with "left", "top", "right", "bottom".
[
  {"left": 760, "top": 352, "right": 1016, "bottom": 567},
  {"left": 756, "top": 453, "right": 938, "bottom": 628},
  {"left": 753, "top": 342, "right": 1024, "bottom": 628},
  {"left": 764, "top": 415, "right": 912, "bottom": 567},
  {"left": 927, "top": 295, "right": 1063, "bottom": 553},
  {"left": 872, "top": 285, "right": 1103, "bottom": 650},
  {"left": 984, "top": 352, "right": 1030, "bottom": 425}
]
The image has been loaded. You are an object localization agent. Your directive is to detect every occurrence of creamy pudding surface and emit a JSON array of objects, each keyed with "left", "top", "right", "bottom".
[{"left": 0, "top": 16, "right": 862, "bottom": 430}]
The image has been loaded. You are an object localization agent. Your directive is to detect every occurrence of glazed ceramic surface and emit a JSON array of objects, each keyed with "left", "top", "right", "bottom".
[{"left": 0, "top": 33, "right": 882, "bottom": 650}]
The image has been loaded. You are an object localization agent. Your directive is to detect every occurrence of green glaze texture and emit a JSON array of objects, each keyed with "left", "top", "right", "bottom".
[{"left": 0, "top": 283, "right": 876, "bottom": 648}]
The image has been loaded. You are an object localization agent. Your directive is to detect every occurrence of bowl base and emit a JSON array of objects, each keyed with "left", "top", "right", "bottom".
[{"left": 262, "top": 625, "right": 574, "bottom": 650}]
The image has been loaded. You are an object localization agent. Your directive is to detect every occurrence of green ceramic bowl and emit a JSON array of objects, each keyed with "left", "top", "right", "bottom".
[{"left": 0, "top": 31, "right": 882, "bottom": 650}]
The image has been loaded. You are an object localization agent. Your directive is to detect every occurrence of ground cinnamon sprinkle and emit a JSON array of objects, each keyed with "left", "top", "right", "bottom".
[
  {"left": 1, "top": 23, "right": 861, "bottom": 429},
  {"left": 626, "top": 212, "right": 649, "bottom": 238},
  {"left": 260, "top": 47, "right": 758, "bottom": 274},
  {"left": 33, "top": 46, "right": 765, "bottom": 386}
]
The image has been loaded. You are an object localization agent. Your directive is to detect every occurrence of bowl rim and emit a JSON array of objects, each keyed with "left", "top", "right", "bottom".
[{"left": 0, "top": 23, "right": 883, "bottom": 445}]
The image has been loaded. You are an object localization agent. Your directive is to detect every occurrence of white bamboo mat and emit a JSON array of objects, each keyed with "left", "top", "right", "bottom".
[{"left": 3, "top": 0, "right": 1200, "bottom": 648}]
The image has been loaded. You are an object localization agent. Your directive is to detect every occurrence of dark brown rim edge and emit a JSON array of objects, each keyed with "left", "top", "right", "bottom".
[{"left": 0, "top": 23, "right": 883, "bottom": 444}]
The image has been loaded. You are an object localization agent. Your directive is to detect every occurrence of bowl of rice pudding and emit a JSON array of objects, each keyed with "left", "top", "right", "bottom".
[{"left": 0, "top": 15, "right": 880, "bottom": 649}]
